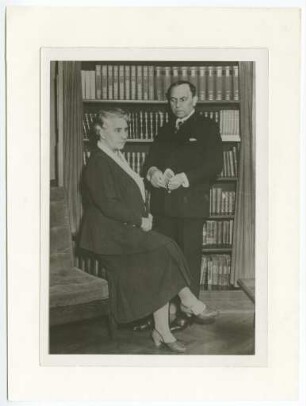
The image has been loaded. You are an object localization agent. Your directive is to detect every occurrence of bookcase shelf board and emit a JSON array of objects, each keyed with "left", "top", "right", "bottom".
[
  {"left": 83, "top": 99, "right": 240, "bottom": 105},
  {"left": 216, "top": 177, "right": 238, "bottom": 182},
  {"left": 208, "top": 214, "right": 235, "bottom": 220},
  {"left": 202, "top": 247, "right": 233, "bottom": 254}
]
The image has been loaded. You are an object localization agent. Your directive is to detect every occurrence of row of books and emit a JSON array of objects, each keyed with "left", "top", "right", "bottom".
[
  {"left": 219, "top": 146, "right": 239, "bottom": 178},
  {"left": 210, "top": 188, "right": 236, "bottom": 215},
  {"left": 75, "top": 251, "right": 232, "bottom": 291},
  {"left": 83, "top": 111, "right": 170, "bottom": 141},
  {"left": 83, "top": 149, "right": 146, "bottom": 172},
  {"left": 200, "top": 255, "right": 231, "bottom": 289},
  {"left": 121, "top": 151, "right": 147, "bottom": 175},
  {"left": 219, "top": 110, "right": 240, "bottom": 136},
  {"left": 83, "top": 109, "right": 240, "bottom": 141},
  {"left": 83, "top": 145, "right": 239, "bottom": 185},
  {"left": 81, "top": 64, "right": 240, "bottom": 102},
  {"left": 203, "top": 220, "right": 234, "bottom": 246}
]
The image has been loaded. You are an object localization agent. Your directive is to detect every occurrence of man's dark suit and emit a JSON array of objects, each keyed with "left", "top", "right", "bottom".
[{"left": 145, "top": 112, "right": 223, "bottom": 296}]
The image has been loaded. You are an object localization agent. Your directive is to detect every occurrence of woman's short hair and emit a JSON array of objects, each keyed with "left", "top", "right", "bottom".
[
  {"left": 90, "top": 108, "right": 129, "bottom": 145},
  {"left": 166, "top": 80, "right": 196, "bottom": 100}
]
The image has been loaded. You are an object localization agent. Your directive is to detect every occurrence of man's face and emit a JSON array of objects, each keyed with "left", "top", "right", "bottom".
[
  {"left": 169, "top": 84, "right": 198, "bottom": 119},
  {"left": 100, "top": 116, "right": 129, "bottom": 151}
]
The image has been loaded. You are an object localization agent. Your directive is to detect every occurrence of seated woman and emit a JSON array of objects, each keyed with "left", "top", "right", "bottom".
[{"left": 79, "top": 108, "right": 217, "bottom": 353}]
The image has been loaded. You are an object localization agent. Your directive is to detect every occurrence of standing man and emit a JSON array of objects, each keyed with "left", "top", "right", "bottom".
[{"left": 144, "top": 80, "right": 223, "bottom": 329}]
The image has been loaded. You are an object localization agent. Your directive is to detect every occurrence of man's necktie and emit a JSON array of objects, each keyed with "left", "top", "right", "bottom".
[{"left": 175, "top": 119, "right": 183, "bottom": 131}]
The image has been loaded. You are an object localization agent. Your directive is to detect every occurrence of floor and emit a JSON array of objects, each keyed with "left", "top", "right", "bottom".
[{"left": 50, "top": 290, "right": 255, "bottom": 355}]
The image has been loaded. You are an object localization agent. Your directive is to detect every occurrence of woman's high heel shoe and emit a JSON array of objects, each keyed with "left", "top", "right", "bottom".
[
  {"left": 151, "top": 329, "right": 186, "bottom": 353},
  {"left": 181, "top": 303, "right": 219, "bottom": 325}
]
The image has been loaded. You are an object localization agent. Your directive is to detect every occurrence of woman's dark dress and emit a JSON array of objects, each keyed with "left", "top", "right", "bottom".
[{"left": 79, "top": 147, "right": 191, "bottom": 323}]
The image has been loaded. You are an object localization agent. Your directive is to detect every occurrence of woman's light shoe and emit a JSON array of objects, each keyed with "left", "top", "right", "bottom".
[
  {"left": 151, "top": 329, "right": 186, "bottom": 353},
  {"left": 180, "top": 303, "right": 219, "bottom": 325}
]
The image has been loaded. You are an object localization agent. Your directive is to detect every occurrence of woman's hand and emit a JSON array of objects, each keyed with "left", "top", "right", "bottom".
[{"left": 141, "top": 214, "right": 153, "bottom": 232}]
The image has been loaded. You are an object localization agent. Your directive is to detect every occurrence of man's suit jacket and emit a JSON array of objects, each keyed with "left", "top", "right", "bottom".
[
  {"left": 79, "top": 147, "right": 164, "bottom": 255},
  {"left": 144, "top": 113, "right": 223, "bottom": 218}
]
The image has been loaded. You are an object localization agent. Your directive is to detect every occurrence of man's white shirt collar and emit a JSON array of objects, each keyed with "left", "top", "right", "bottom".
[{"left": 176, "top": 109, "right": 195, "bottom": 127}]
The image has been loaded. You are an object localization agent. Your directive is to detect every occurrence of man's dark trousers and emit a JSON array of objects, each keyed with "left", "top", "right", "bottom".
[{"left": 154, "top": 216, "right": 205, "bottom": 298}]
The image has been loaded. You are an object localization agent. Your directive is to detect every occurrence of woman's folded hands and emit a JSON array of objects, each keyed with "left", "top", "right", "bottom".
[{"left": 141, "top": 213, "right": 153, "bottom": 232}]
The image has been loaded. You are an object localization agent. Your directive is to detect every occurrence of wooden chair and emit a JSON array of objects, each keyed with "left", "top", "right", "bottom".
[{"left": 49, "top": 187, "right": 115, "bottom": 338}]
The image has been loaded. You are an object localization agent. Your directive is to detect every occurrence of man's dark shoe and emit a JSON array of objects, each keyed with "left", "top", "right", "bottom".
[
  {"left": 170, "top": 313, "right": 190, "bottom": 332},
  {"left": 122, "top": 316, "right": 153, "bottom": 332},
  {"left": 131, "top": 317, "right": 153, "bottom": 332}
]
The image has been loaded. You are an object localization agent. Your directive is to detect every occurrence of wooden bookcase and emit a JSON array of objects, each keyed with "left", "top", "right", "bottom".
[{"left": 80, "top": 61, "right": 241, "bottom": 291}]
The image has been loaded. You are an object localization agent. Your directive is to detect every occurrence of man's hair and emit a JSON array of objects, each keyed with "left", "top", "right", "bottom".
[
  {"left": 166, "top": 80, "right": 197, "bottom": 100},
  {"left": 90, "top": 108, "right": 129, "bottom": 144}
]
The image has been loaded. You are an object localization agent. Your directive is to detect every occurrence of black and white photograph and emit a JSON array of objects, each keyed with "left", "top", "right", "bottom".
[
  {"left": 5, "top": 5, "right": 303, "bottom": 403},
  {"left": 47, "top": 54, "right": 258, "bottom": 357}
]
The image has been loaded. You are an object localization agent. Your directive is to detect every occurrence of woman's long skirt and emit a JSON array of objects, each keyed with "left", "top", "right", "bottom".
[{"left": 100, "top": 235, "right": 191, "bottom": 323}]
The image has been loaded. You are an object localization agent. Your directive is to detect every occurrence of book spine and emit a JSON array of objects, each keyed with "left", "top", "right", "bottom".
[
  {"left": 198, "top": 66, "right": 206, "bottom": 101},
  {"left": 202, "top": 222, "right": 207, "bottom": 245},
  {"left": 172, "top": 66, "right": 179, "bottom": 83},
  {"left": 143, "top": 65, "right": 149, "bottom": 100},
  {"left": 113, "top": 65, "right": 119, "bottom": 100},
  {"left": 233, "top": 65, "right": 239, "bottom": 100},
  {"left": 222, "top": 150, "right": 226, "bottom": 177},
  {"left": 229, "top": 220, "right": 234, "bottom": 245},
  {"left": 95, "top": 65, "right": 102, "bottom": 99},
  {"left": 212, "top": 257, "right": 218, "bottom": 288},
  {"left": 155, "top": 66, "right": 163, "bottom": 101},
  {"left": 189, "top": 66, "right": 198, "bottom": 89},
  {"left": 137, "top": 65, "right": 143, "bottom": 100},
  {"left": 149, "top": 112, "right": 154, "bottom": 140},
  {"left": 85, "top": 71, "right": 91, "bottom": 99},
  {"left": 91, "top": 71, "right": 96, "bottom": 99},
  {"left": 236, "top": 110, "right": 240, "bottom": 137},
  {"left": 81, "top": 70, "right": 86, "bottom": 99},
  {"left": 107, "top": 65, "right": 113, "bottom": 100},
  {"left": 124, "top": 65, "right": 130, "bottom": 100},
  {"left": 139, "top": 111, "right": 144, "bottom": 139},
  {"left": 127, "top": 112, "right": 132, "bottom": 139},
  {"left": 206, "top": 221, "right": 212, "bottom": 245},
  {"left": 232, "top": 146, "right": 238, "bottom": 176},
  {"left": 207, "top": 66, "right": 214, "bottom": 101},
  {"left": 229, "top": 150, "right": 235, "bottom": 177},
  {"left": 224, "top": 66, "right": 232, "bottom": 100},
  {"left": 216, "top": 66, "right": 222, "bottom": 101},
  {"left": 200, "top": 256, "right": 206, "bottom": 286},
  {"left": 130, "top": 65, "right": 136, "bottom": 100},
  {"left": 163, "top": 66, "right": 171, "bottom": 98},
  {"left": 134, "top": 111, "right": 139, "bottom": 138},
  {"left": 207, "top": 259, "right": 212, "bottom": 290},
  {"left": 144, "top": 111, "right": 149, "bottom": 140},
  {"left": 101, "top": 65, "right": 108, "bottom": 99},
  {"left": 119, "top": 65, "right": 125, "bottom": 100},
  {"left": 180, "top": 66, "right": 188, "bottom": 81},
  {"left": 148, "top": 65, "right": 155, "bottom": 100}
]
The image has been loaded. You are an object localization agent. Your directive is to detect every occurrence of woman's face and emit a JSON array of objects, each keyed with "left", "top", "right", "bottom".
[{"left": 100, "top": 116, "right": 129, "bottom": 151}]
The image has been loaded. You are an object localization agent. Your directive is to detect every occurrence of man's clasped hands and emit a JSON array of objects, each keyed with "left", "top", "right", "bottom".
[{"left": 150, "top": 168, "right": 187, "bottom": 191}]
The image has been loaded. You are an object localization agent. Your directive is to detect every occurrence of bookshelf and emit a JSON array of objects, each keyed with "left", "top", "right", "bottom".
[{"left": 81, "top": 61, "right": 241, "bottom": 292}]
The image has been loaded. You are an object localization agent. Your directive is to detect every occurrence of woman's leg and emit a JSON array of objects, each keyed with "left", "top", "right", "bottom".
[
  {"left": 153, "top": 303, "right": 176, "bottom": 343},
  {"left": 178, "top": 287, "right": 206, "bottom": 314}
]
